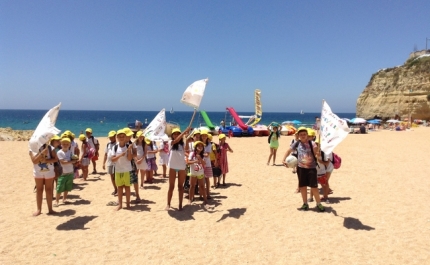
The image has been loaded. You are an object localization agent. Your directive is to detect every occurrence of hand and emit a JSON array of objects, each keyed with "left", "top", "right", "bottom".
[
  {"left": 102, "top": 164, "right": 106, "bottom": 170},
  {"left": 283, "top": 161, "right": 288, "bottom": 168}
]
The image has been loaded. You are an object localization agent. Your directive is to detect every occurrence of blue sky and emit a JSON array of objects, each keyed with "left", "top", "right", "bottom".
[{"left": 1, "top": 1, "right": 429, "bottom": 113}]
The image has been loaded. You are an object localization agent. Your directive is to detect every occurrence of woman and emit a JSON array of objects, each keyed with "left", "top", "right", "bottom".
[
  {"left": 166, "top": 127, "right": 191, "bottom": 211},
  {"left": 218, "top": 134, "right": 233, "bottom": 186},
  {"left": 29, "top": 143, "right": 58, "bottom": 216}
]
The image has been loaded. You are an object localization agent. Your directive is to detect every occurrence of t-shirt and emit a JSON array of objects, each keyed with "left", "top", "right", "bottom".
[
  {"left": 168, "top": 141, "right": 186, "bottom": 170},
  {"left": 133, "top": 142, "right": 145, "bottom": 160},
  {"left": 114, "top": 144, "right": 132, "bottom": 173},
  {"left": 31, "top": 146, "right": 55, "bottom": 176},
  {"left": 105, "top": 142, "right": 116, "bottom": 166},
  {"left": 87, "top": 136, "right": 99, "bottom": 150},
  {"left": 146, "top": 143, "right": 158, "bottom": 159},
  {"left": 209, "top": 143, "right": 217, "bottom": 161},
  {"left": 188, "top": 151, "right": 204, "bottom": 176},
  {"left": 316, "top": 162, "right": 326, "bottom": 176},
  {"left": 57, "top": 149, "right": 73, "bottom": 174},
  {"left": 291, "top": 141, "right": 317, "bottom": 169},
  {"left": 203, "top": 142, "right": 212, "bottom": 166},
  {"left": 70, "top": 141, "right": 78, "bottom": 155}
]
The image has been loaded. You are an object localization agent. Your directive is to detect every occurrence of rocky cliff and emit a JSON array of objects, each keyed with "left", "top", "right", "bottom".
[{"left": 356, "top": 51, "right": 430, "bottom": 120}]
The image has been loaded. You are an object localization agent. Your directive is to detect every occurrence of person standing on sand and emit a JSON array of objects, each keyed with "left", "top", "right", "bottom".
[
  {"left": 85, "top": 128, "right": 99, "bottom": 174},
  {"left": 133, "top": 131, "right": 148, "bottom": 189},
  {"left": 158, "top": 135, "right": 170, "bottom": 178},
  {"left": 187, "top": 141, "right": 208, "bottom": 208},
  {"left": 200, "top": 130, "right": 213, "bottom": 199},
  {"left": 30, "top": 143, "right": 58, "bottom": 216},
  {"left": 79, "top": 134, "right": 90, "bottom": 181},
  {"left": 123, "top": 127, "right": 141, "bottom": 203},
  {"left": 267, "top": 123, "right": 280, "bottom": 165},
  {"left": 111, "top": 129, "right": 134, "bottom": 211},
  {"left": 145, "top": 139, "right": 158, "bottom": 184},
  {"left": 55, "top": 138, "right": 76, "bottom": 207},
  {"left": 218, "top": 134, "right": 233, "bottom": 186},
  {"left": 166, "top": 127, "right": 191, "bottom": 211},
  {"left": 282, "top": 127, "right": 325, "bottom": 212},
  {"left": 103, "top": 130, "right": 117, "bottom": 196}
]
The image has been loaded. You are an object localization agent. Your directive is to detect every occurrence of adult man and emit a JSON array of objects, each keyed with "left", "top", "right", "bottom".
[
  {"left": 85, "top": 128, "right": 100, "bottom": 174},
  {"left": 282, "top": 127, "right": 325, "bottom": 212}
]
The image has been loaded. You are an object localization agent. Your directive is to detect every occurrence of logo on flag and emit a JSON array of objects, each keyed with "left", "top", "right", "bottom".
[{"left": 180, "top": 79, "right": 208, "bottom": 109}]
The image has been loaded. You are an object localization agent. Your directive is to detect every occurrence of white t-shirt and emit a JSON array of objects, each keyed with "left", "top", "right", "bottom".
[
  {"left": 168, "top": 141, "right": 186, "bottom": 170},
  {"left": 146, "top": 143, "right": 158, "bottom": 159},
  {"left": 31, "top": 147, "right": 55, "bottom": 177},
  {"left": 133, "top": 142, "right": 145, "bottom": 160},
  {"left": 87, "top": 136, "right": 99, "bottom": 150},
  {"left": 70, "top": 141, "right": 78, "bottom": 155},
  {"left": 57, "top": 149, "right": 73, "bottom": 174},
  {"left": 114, "top": 144, "right": 132, "bottom": 173},
  {"left": 188, "top": 151, "right": 204, "bottom": 176},
  {"left": 105, "top": 142, "right": 116, "bottom": 166},
  {"left": 203, "top": 143, "right": 212, "bottom": 167}
]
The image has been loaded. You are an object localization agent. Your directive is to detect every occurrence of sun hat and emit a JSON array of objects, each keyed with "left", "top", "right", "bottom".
[
  {"left": 200, "top": 130, "right": 209, "bottom": 135},
  {"left": 296, "top": 127, "right": 308, "bottom": 135},
  {"left": 63, "top": 130, "right": 71, "bottom": 136},
  {"left": 108, "top": 130, "right": 117, "bottom": 137},
  {"left": 307, "top": 128, "right": 316, "bottom": 136},
  {"left": 51, "top": 135, "right": 61, "bottom": 141},
  {"left": 79, "top": 134, "right": 86, "bottom": 141},
  {"left": 171, "top": 128, "right": 181, "bottom": 135},
  {"left": 219, "top": 134, "right": 226, "bottom": 140},
  {"left": 71, "top": 133, "right": 75, "bottom": 138},
  {"left": 60, "top": 137, "right": 71, "bottom": 143},
  {"left": 193, "top": 141, "right": 204, "bottom": 148},
  {"left": 136, "top": 131, "right": 143, "bottom": 137},
  {"left": 61, "top": 133, "right": 70, "bottom": 139},
  {"left": 123, "top": 128, "right": 134, "bottom": 137},
  {"left": 116, "top": 129, "right": 126, "bottom": 135},
  {"left": 192, "top": 128, "right": 201, "bottom": 136},
  {"left": 208, "top": 134, "right": 213, "bottom": 141},
  {"left": 85, "top": 128, "right": 92, "bottom": 133},
  {"left": 145, "top": 138, "right": 151, "bottom": 144}
]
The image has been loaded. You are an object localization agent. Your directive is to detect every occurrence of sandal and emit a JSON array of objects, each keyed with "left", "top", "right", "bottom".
[{"left": 106, "top": 201, "right": 119, "bottom": 206}]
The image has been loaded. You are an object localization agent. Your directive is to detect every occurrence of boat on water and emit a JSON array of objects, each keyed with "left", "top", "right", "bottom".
[
  {"left": 170, "top": 107, "right": 174, "bottom": 114},
  {"left": 300, "top": 110, "right": 304, "bottom": 114}
]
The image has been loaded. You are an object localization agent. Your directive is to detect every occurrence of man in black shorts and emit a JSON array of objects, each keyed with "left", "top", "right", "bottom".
[{"left": 282, "top": 127, "right": 325, "bottom": 212}]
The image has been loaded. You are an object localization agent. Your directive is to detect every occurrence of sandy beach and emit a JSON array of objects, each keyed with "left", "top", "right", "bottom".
[{"left": 1, "top": 128, "right": 429, "bottom": 264}]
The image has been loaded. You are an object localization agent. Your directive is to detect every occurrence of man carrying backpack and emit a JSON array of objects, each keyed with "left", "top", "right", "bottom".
[
  {"left": 85, "top": 128, "right": 100, "bottom": 174},
  {"left": 282, "top": 127, "right": 325, "bottom": 212}
]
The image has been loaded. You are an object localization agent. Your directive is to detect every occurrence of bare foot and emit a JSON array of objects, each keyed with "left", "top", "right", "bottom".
[
  {"left": 164, "top": 205, "right": 171, "bottom": 211},
  {"left": 47, "top": 210, "right": 57, "bottom": 215},
  {"left": 178, "top": 204, "right": 183, "bottom": 211},
  {"left": 115, "top": 205, "right": 122, "bottom": 211},
  {"left": 32, "top": 210, "right": 41, "bottom": 217}
]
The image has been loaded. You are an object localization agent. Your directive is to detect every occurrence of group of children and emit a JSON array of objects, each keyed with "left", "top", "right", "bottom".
[{"left": 30, "top": 126, "right": 234, "bottom": 215}]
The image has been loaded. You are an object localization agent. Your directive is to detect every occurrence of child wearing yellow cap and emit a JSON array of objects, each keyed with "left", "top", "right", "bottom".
[
  {"left": 103, "top": 130, "right": 118, "bottom": 196},
  {"left": 218, "top": 134, "right": 233, "bottom": 186},
  {"left": 55, "top": 138, "right": 77, "bottom": 207},
  {"left": 187, "top": 141, "right": 208, "bottom": 207}
]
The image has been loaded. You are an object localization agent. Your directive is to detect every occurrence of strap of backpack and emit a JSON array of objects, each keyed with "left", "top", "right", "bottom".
[{"left": 308, "top": 140, "right": 319, "bottom": 168}]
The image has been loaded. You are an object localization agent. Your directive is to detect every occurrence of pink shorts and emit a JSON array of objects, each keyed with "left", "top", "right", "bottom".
[{"left": 317, "top": 174, "right": 327, "bottom": 185}]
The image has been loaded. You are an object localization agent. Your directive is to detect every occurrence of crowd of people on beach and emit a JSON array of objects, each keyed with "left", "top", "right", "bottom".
[{"left": 29, "top": 127, "right": 233, "bottom": 216}]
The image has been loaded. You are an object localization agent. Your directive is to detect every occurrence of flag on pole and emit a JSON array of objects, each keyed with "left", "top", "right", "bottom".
[
  {"left": 144, "top": 109, "right": 167, "bottom": 141},
  {"left": 320, "top": 100, "right": 349, "bottom": 154},
  {"left": 180, "top": 78, "right": 208, "bottom": 109},
  {"left": 29, "top": 103, "right": 62, "bottom": 153}
]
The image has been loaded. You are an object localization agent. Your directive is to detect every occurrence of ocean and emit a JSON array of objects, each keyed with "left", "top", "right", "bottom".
[{"left": 0, "top": 109, "right": 356, "bottom": 137}]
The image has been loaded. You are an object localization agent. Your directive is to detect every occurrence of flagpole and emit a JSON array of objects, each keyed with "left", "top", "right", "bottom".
[
  {"left": 188, "top": 108, "right": 197, "bottom": 128},
  {"left": 318, "top": 99, "right": 325, "bottom": 154}
]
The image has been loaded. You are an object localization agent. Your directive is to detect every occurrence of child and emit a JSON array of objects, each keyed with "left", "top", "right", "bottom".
[
  {"left": 78, "top": 134, "right": 90, "bottom": 181},
  {"left": 291, "top": 133, "right": 299, "bottom": 192},
  {"left": 166, "top": 127, "right": 191, "bottom": 211},
  {"left": 267, "top": 123, "right": 280, "bottom": 165},
  {"left": 187, "top": 141, "right": 208, "bottom": 207},
  {"left": 55, "top": 138, "right": 76, "bottom": 206},
  {"left": 218, "top": 134, "right": 233, "bottom": 186},
  {"left": 145, "top": 139, "right": 158, "bottom": 184},
  {"left": 200, "top": 130, "right": 213, "bottom": 199},
  {"left": 111, "top": 129, "right": 134, "bottom": 210},
  {"left": 102, "top": 130, "right": 117, "bottom": 195},
  {"left": 133, "top": 131, "right": 148, "bottom": 189},
  {"left": 159, "top": 135, "right": 170, "bottom": 178},
  {"left": 208, "top": 134, "right": 221, "bottom": 189},
  {"left": 50, "top": 135, "right": 62, "bottom": 192},
  {"left": 123, "top": 127, "right": 140, "bottom": 202}
]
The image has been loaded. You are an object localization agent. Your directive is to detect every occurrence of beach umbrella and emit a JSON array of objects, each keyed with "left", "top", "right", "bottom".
[
  {"left": 29, "top": 103, "right": 61, "bottom": 153},
  {"left": 291, "top": 120, "right": 302, "bottom": 124},
  {"left": 180, "top": 78, "right": 208, "bottom": 127},
  {"left": 367, "top": 120, "right": 380, "bottom": 124},
  {"left": 349, "top": 117, "right": 367, "bottom": 124},
  {"left": 144, "top": 109, "right": 167, "bottom": 141},
  {"left": 386, "top": 119, "right": 400, "bottom": 123}
]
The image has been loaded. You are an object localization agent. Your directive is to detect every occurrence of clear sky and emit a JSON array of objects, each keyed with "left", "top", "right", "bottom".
[{"left": 1, "top": 0, "right": 429, "bottom": 113}]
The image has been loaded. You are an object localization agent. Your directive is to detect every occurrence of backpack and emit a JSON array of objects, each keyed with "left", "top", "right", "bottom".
[{"left": 332, "top": 153, "right": 342, "bottom": 169}]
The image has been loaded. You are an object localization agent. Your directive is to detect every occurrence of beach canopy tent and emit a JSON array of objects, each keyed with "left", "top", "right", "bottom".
[
  {"left": 367, "top": 119, "right": 381, "bottom": 124},
  {"left": 349, "top": 118, "right": 367, "bottom": 124}
]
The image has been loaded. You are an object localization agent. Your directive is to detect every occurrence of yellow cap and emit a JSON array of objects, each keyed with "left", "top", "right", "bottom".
[
  {"left": 85, "top": 128, "right": 92, "bottom": 133},
  {"left": 219, "top": 134, "right": 226, "bottom": 140},
  {"left": 108, "top": 130, "right": 116, "bottom": 137},
  {"left": 193, "top": 141, "right": 204, "bottom": 148},
  {"left": 307, "top": 128, "right": 315, "bottom": 136},
  {"left": 192, "top": 128, "right": 201, "bottom": 136},
  {"left": 136, "top": 131, "right": 143, "bottom": 137},
  {"left": 64, "top": 130, "right": 72, "bottom": 135},
  {"left": 79, "top": 134, "right": 86, "bottom": 141},
  {"left": 145, "top": 138, "right": 151, "bottom": 144},
  {"left": 61, "top": 133, "right": 70, "bottom": 139},
  {"left": 296, "top": 127, "right": 308, "bottom": 135},
  {"left": 71, "top": 133, "right": 75, "bottom": 138},
  {"left": 51, "top": 135, "right": 61, "bottom": 141},
  {"left": 123, "top": 128, "right": 133, "bottom": 137},
  {"left": 208, "top": 134, "right": 213, "bottom": 141},
  {"left": 171, "top": 128, "right": 181, "bottom": 135},
  {"left": 200, "top": 130, "right": 209, "bottom": 135},
  {"left": 61, "top": 137, "right": 71, "bottom": 143},
  {"left": 117, "top": 129, "right": 126, "bottom": 135}
]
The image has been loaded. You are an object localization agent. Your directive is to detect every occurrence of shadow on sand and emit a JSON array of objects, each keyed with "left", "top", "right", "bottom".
[
  {"left": 216, "top": 208, "right": 247, "bottom": 222},
  {"left": 56, "top": 216, "right": 97, "bottom": 230}
]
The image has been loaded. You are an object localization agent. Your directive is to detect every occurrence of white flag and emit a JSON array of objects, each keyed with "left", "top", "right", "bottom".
[
  {"left": 29, "top": 103, "right": 62, "bottom": 153},
  {"left": 144, "top": 109, "right": 167, "bottom": 141},
  {"left": 320, "top": 100, "right": 349, "bottom": 154},
  {"left": 180, "top": 78, "right": 208, "bottom": 109}
]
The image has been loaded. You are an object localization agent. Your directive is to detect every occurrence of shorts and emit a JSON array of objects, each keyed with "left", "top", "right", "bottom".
[
  {"left": 146, "top": 157, "right": 158, "bottom": 171},
  {"left": 204, "top": 167, "right": 213, "bottom": 178},
  {"left": 130, "top": 171, "right": 138, "bottom": 184},
  {"left": 212, "top": 167, "right": 221, "bottom": 177},
  {"left": 191, "top": 174, "right": 205, "bottom": 180},
  {"left": 34, "top": 170, "right": 55, "bottom": 179},
  {"left": 297, "top": 167, "right": 318, "bottom": 188},
  {"left": 317, "top": 174, "right": 328, "bottom": 185},
  {"left": 91, "top": 155, "right": 98, "bottom": 162},
  {"left": 325, "top": 162, "right": 334, "bottom": 173},
  {"left": 108, "top": 165, "right": 115, "bottom": 175},
  {"left": 56, "top": 173, "right": 74, "bottom": 193},
  {"left": 159, "top": 153, "right": 169, "bottom": 165},
  {"left": 136, "top": 158, "right": 148, "bottom": 170},
  {"left": 81, "top": 158, "right": 90, "bottom": 166},
  {"left": 115, "top": 171, "right": 131, "bottom": 187}
]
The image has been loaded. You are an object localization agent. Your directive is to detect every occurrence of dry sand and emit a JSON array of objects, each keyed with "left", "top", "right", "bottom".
[{"left": 0, "top": 128, "right": 429, "bottom": 264}]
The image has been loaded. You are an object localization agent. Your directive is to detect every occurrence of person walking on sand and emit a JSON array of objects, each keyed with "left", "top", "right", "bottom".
[
  {"left": 55, "top": 138, "right": 77, "bottom": 207},
  {"left": 111, "top": 129, "right": 134, "bottom": 211},
  {"left": 282, "top": 127, "right": 325, "bottom": 212},
  {"left": 159, "top": 135, "right": 170, "bottom": 178},
  {"left": 133, "top": 131, "right": 148, "bottom": 189},
  {"left": 103, "top": 130, "right": 117, "bottom": 196},
  {"left": 85, "top": 128, "right": 99, "bottom": 174},
  {"left": 200, "top": 130, "right": 213, "bottom": 199},
  {"left": 166, "top": 127, "right": 191, "bottom": 211},
  {"left": 218, "top": 134, "right": 233, "bottom": 186},
  {"left": 30, "top": 143, "right": 58, "bottom": 216},
  {"left": 145, "top": 139, "right": 158, "bottom": 184},
  {"left": 78, "top": 134, "right": 90, "bottom": 181},
  {"left": 267, "top": 123, "right": 280, "bottom": 165},
  {"left": 123, "top": 127, "right": 141, "bottom": 203}
]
